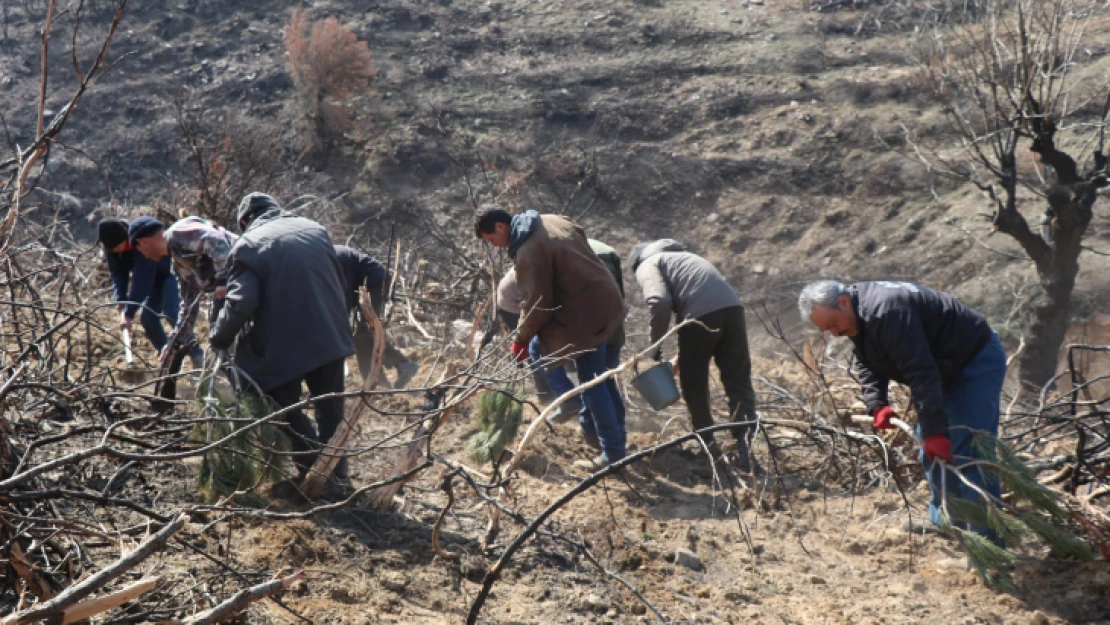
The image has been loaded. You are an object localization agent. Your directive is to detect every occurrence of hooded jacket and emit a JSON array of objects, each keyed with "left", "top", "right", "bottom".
[
  {"left": 510, "top": 211, "right": 626, "bottom": 359},
  {"left": 209, "top": 208, "right": 355, "bottom": 391},
  {"left": 849, "top": 281, "right": 994, "bottom": 439},
  {"left": 632, "top": 239, "right": 742, "bottom": 343}
]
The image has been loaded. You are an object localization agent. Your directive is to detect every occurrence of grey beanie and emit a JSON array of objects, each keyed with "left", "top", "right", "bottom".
[{"left": 236, "top": 192, "right": 281, "bottom": 231}]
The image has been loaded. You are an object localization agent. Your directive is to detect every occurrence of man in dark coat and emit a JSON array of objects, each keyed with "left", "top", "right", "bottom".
[
  {"left": 210, "top": 193, "right": 355, "bottom": 480},
  {"left": 630, "top": 239, "right": 757, "bottom": 472},
  {"left": 476, "top": 209, "right": 628, "bottom": 466},
  {"left": 333, "top": 244, "right": 419, "bottom": 387},
  {"left": 798, "top": 280, "right": 1006, "bottom": 544},
  {"left": 98, "top": 217, "right": 194, "bottom": 364}
]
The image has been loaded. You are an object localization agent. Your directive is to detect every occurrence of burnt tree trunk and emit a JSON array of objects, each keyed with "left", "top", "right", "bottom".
[{"left": 1003, "top": 124, "right": 1107, "bottom": 390}]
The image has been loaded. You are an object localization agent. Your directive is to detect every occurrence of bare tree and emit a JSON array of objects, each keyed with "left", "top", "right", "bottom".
[
  {"left": 170, "top": 88, "right": 290, "bottom": 228},
  {"left": 909, "top": 0, "right": 1110, "bottom": 389}
]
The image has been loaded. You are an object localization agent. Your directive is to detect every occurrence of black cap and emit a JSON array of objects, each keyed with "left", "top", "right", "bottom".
[{"left": 98, "top": 218, "right": 129, "bottom": 249}]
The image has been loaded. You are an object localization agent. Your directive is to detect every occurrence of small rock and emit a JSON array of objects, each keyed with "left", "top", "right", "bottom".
[
  {"left": 706, "top": 212, "right": 718, "bottom": 223},
  {"left": 752, "top": 264, "right": 765, "bottom": 274},
  {"left": 329, "top": 587, "right": 355, "bottom": 603},
  {"left": 765, "top": 33, "right": 775, "bottom": 41},
  {"left": 577, "top": 593, "right": 607, "bottom": 613},
  {"left": 936, "top": 556, "right": 969, "bottom": 571},
  {"left": 605, "top": 608, "right": 619, "bottom": 618},
  {"left": 810, "top": 576, "right": 827, "bottom": 585},
  {"left": 1027, "top": 612, "right": 1050, "bottom": 625},
  {"left": 380, "top": 571, "right": 408, "bottom": 592},
  {"left": 674, "top": 548, "right": 703, "bottom": 571},
  {"left": 630, "top": 604, "right": 647, "bottom": 615}
]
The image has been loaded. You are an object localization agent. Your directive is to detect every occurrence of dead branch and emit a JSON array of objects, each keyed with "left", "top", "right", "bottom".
[
  {"left": 2, "top": 513, "right": 186, "bottom": 625},
  {"left": 431, "top": 469, "right": 460, "bottom": 561},
  {"left": 58, "top": 576, "right": 159, "bottom": 624},
  {"left": 183, "top": 573, "right": 303, "bottom": 625},
  {"left": 301, "top": 288, "right": 386, "bottom": 498}
]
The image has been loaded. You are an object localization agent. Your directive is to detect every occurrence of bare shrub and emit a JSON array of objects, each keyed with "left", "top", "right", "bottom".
[
  {"left": 285, "top": 7, "right": 375, "bottom": 157},
  {"left": 171, "top": 88, "right": 290, "bottom": 228}
]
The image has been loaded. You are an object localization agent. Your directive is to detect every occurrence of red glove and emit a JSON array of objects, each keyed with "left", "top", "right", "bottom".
[
  {"left": 510, "top": 341, "right": 528, "bottom": 363},
  {"left": 871, "top": 406, "right": 896, "bottom": 430},
  {"left": 923, "top": 434, "right": 952, "bottom": 463}
]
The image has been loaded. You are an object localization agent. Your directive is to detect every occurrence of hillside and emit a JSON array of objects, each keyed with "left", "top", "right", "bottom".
[{"left": 3, "top": 0, "right": 1109, "bottom": 342}]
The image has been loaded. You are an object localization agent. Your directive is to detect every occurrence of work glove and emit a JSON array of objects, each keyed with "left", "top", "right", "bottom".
[
  {"left": 871, "top": 406, "right": 896, "bottom": 431},
  {"left": 510, "top": 341, "right": 528, "bottom": 363},
  {"left": 923, "top": 434, "right": 953, "bottom": 463}
]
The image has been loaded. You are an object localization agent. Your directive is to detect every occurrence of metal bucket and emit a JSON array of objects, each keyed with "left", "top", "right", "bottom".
[{"left": 632, "top": 361, "right": 681, "bottom": 410}]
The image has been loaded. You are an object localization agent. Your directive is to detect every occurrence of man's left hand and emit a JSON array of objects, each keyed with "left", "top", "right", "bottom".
[{"left": 923, "top": 434, "right": 952, "bottom": 463}]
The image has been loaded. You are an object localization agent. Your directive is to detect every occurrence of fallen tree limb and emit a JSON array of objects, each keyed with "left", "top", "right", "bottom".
[
  {"left": 183, "top": 572, "right": 303, "bottom": 625},
  {"left": 482, "top": 319, "right": 703, "bottom": 546},
  {"left": 59, "top": 576, "right": 159, "bottom": 624},
  {"left": 302, "top": 288, "right": 385, "bottom": 498},
  {"left": 3, "top": 512, "right": 186, "bottom": 625},
  {"left": 432, "top": 469, "right": 460, "bottom": 561}
]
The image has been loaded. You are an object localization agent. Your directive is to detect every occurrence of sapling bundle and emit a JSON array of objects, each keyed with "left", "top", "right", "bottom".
[
  {"left": 941, "top": 433, "right": 1094, "bottom": 589},
  {"left": 465, "top": 388, "right": 524, "bottom": 464},
  {"left": 193, "top": 377, "right": 290, "bottom": 505}
]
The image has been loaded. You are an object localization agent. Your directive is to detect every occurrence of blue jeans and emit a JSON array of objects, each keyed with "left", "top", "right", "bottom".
[
  {"left": 578, "top": 345, "right": 625, "bottom": 443},
  {"left": 140, "top": 275, "right": 203, "bottom": 365},
  {"left": 574, "top": 342, "right": 627, "bottom": 463},
  {"left": 139, "top": 273, "right": 180, "bottom": 352},
  {"left": 529, "top": 338, "right": 626, "bottom": 444},
  {"left": 921, "top": 332, "right": 1005, "bottom": 545}
]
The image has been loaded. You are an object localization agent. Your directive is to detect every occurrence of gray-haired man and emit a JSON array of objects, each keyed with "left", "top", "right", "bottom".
[{"left": 798, "top": 280, "right": 1005, "bottom": 544}]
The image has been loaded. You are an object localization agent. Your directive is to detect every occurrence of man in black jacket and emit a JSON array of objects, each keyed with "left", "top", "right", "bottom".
[
  {"left": 333, "top": 245, "right": 418, "bottom": 387},
  {"left": 798, "top": 280, "right": 1006, "bottom": 543},
  {"left": 210, "top": 193, "right": 355, "bottom": 483}
]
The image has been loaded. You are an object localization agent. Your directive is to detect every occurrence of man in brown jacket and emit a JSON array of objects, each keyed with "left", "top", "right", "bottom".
[{"left": 476, "top": 209, "right": 628, "bottom": 465}]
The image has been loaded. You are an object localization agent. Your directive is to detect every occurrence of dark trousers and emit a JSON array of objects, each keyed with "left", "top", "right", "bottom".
[
  {"left": 263, "top": 358, "right": 346, "bottom": 475},
  {"left": 353, "top": 316, "right": 408, "bottom": 379},
  {"left": 677, "top": 306, "right": 757, "bottom": 450}
]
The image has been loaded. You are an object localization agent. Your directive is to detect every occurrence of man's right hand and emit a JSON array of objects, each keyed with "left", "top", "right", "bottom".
[
  {"left": 120, "top": 312, "right": 132, "bottom": 331},
  {"left": 510, "top": 341, "right": 528, "bottom": 363},
  {"left": 872, "top": 406, "right": 896, "bottom": 430}
]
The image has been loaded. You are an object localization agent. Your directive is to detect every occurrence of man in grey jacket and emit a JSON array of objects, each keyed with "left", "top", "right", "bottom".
[
  {"left": 630, "top": 239, "right": 758, "bottom": 471},
  {"left": 210, "top": 193, "right": 355, "bottom": 482}
]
